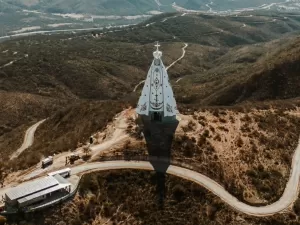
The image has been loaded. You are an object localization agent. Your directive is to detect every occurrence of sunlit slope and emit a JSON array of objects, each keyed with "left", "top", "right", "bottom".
[{"left": 178, "top": 36, "right": 300, "bottom": 106}]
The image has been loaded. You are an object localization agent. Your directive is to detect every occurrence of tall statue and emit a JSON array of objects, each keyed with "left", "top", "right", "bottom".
[{"left": 136, "top": 42, "right": 179, "bottom": 122}]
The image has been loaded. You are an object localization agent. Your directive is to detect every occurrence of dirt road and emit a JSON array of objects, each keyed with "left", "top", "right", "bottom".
[
  {"left": 166, "top": 43, "right": 188, "bottom": 70},
  {"left": 10, "top": 119, "right": 46, "bottom": 160}
]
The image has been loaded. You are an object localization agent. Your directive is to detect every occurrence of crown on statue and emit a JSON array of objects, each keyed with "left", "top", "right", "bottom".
[{"left": 153, "top": 41, "right": 162, "bottom": 59}]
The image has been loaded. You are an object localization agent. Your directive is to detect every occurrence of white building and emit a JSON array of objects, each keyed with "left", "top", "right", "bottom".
[
  {"left": 5, "top": 175, "right": 71, "bottom": 208},
  {"left": 136, "top": 42, "right": 179, "bottom": 122}
]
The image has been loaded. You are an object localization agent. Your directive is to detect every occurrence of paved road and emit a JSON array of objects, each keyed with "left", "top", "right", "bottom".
[
  {"left": 10, "top": 119, "right": 46, "bottom": 159},
  {"left": 4, "top": 129, "right": 300, "bottom": 216},
  {"left": 68, "top": 138, "right": 300, "bottom": 217}
]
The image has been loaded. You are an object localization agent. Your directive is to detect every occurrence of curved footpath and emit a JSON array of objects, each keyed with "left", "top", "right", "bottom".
[
  {"left": 70, "top": 139, "right": 300, "bottom": 217},
  {"left": 10, "top": 119, "right": 46, "bottom": 160},
  {"left": 166, "top": 43, "right": 188, "bottom": 70}
]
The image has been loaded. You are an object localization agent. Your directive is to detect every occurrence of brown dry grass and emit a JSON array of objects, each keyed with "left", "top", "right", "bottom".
[
  {"left": 172, "top": 104, "right": 300, "bottom": 204},
  {"left": 88, "top": 100, "right": 300, "bottom": 205}
]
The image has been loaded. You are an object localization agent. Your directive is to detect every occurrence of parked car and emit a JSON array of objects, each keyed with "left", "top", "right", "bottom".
[
  {"left": 69, "top": 153, "right": 80, "bottom": 164},
  {"left": 42, "top": 156, "right": 53, "bottom": 169}
]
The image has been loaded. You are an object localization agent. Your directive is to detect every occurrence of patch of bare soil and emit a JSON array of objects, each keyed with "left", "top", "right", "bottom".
[
  {"left": 89, "top": 108, "right": 136, "bottom": 158},
  {"left": 92, "top": 108, "right": 147, "bottom": 159}
]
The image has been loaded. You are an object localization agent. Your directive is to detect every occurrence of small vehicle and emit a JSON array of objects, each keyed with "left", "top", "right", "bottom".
[
  {"left": 70, "top": 153, "right": 80, "bottom": 160},
  {"left": 69, "top": 153, "right": 80, "bottom": 164},
  {"left": 42, "top": 156, "right": 53, "bottom": 169}
]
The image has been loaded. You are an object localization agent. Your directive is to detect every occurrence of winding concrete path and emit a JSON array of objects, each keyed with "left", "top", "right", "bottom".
[
  {"left": 10, "top": 119, "right": 46, "bottom": 160},
  {"left": 165, "top": 43, "right": 188, "bottom": 70},
  {"left": 70, "top": 138, "right": 300, "bottom": 217},
  {"left": 0, "top": 54, "right": 29, "bottom": 69},
  {"left": 133, "top": 80, "right": 146, "bottom": 92},
  {"left": 176, "top": 77, "right": 183, "bottom": 83}
]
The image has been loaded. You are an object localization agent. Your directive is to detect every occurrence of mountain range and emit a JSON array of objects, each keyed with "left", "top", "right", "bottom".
[
  {"left": 1, "top": 11, "right": 300, "bottom": 162},
  {"left": 2, "top": 0, "right": 300, "bottom": 38},
  {"left": 1, "top": 8, "right": 300, "bottom": 225},
  {"left": 1, "top": 0, "right": 300, "bottom": 15}
]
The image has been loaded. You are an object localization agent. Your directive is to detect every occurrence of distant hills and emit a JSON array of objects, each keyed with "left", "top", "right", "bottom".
[
  {"left": 1, "top": 12, "right": 300, "bottom": 103},
  {"left": 1, "top": 0, "right": 300, "bottom": 15},
  {"left": 2, "top": 0, "right": 300, "bottom": 37},
  {"left": 1, "top": 11, "right": 300, "bottom": 172}
]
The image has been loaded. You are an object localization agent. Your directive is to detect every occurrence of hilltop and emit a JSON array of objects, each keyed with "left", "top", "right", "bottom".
[
  {"left": 1, "top": 11, "right": 300, "bottom": 224},
  {"left": 1, "top": 12, "right": 300, "bottom": 156}
]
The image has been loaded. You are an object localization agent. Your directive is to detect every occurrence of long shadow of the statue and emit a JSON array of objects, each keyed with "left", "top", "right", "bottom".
[{"left": 139, "top": 115, "right": 179, "bottom": 208}]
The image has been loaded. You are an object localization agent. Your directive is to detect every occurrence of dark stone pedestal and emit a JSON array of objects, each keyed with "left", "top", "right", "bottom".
[
  {"left": 141, "top": 115, "right": 179, "bottom": 172},
  {"left": 140, "top": 115, "right": 179, "bottom": 207},
  {"left": 156, "top": 172, "right": 166, "bottom": 209}
]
